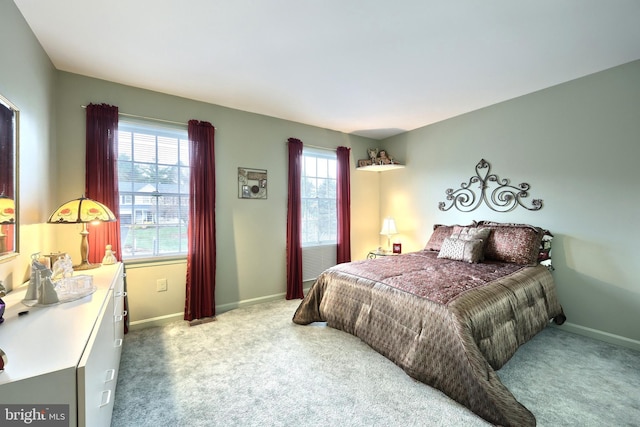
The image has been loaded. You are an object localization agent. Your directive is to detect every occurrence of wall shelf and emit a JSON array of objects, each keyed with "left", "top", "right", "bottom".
[{"left": 356, "top": 164, "right": 405, "bottom": 172}]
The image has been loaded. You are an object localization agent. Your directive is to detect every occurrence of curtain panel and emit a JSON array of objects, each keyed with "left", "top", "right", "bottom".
[
  {"left": 85, "top": 103, "right": 121, "bottom": 264},
  {"left": 286, "top": 138, "right": 304, "bottom": 299},
  {"left": 185, "top": 120, "right": 216, "bottom": 321},
  {"left": 0, "top": 103, "right": 14, "bottom": 200},
  {"left": 336, "top": 146, "right": 351, "bottom": 263}
]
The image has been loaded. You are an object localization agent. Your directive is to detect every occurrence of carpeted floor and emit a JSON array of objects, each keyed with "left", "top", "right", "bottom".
[{"left": 111, "top": 299, "right": 640, "bottom": 427}]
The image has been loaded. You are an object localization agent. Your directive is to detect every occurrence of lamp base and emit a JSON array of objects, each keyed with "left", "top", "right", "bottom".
[{"left": 73, "top": 261, "right": 101, "bottom": 271}]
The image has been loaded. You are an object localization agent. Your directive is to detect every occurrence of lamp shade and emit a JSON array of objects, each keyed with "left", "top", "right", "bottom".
[
  {"left": 380, "top": 217, "right": 398, "bottom": 236},
  {"left": 0, "top": 196, "right": 15, "bottom": 224},
  {"left": 47, "top": 196, "right": 116, "bottom": 224}
]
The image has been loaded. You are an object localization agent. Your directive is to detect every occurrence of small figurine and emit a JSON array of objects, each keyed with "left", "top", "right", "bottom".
[
  {"left": 52, "top": 254, "right": 74, "bottom": 281},
  {"left": 102, "top": 244, "right": 117, "bottom": 265},
  {"left": 38, "top": 268, "right": 59, "bottom": 305},
  {"left": 25, "top": 253, "right": 49, "bottom": 301},
  {"left": 367, "top": 148, "right": 378, "bottom": 164}
]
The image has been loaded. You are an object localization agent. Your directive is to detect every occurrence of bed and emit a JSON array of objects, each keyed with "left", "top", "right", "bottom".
[{"left": 293, "top": 221, "right": 565, "bottom": 426}]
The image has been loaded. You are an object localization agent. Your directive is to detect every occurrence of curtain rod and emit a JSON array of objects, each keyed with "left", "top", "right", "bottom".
[
  {"left": 285, "top": 142, "right": 336, "bottom": 152},
  {"left": 81, "top": 105, "right": 215, "bottom": 128}
]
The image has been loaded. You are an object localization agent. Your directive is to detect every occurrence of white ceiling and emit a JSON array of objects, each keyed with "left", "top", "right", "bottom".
[{"left": 14, "top": 0, "right": 640, "bottom": 140}]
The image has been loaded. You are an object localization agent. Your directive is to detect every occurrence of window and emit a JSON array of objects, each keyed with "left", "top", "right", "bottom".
[
  {"left": 117, "top": 120, "right": 190, "bottom": 259},
  {"left": 301, "top": 148, "right": 337, "bottom": 280},
  {"left": 301, "top": 148, "right": 337, "bottom": 247}
]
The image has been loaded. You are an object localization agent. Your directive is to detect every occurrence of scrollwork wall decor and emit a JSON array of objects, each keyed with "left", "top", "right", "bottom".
[{"left": 438, "top": 159, "right": 542, "bottom": 212}]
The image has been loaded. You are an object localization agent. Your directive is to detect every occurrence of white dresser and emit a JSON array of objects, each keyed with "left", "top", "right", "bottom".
[{"left": 0, "top": 263, "right": 125, "bottom": 427}]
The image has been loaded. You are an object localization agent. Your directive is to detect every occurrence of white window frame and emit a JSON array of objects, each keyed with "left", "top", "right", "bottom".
[
  {"left": 301, "top": 147, "right": 337, "bottom": 279},
  {"left": 117, "top": 119, "right": 190, "bottom": 260}
]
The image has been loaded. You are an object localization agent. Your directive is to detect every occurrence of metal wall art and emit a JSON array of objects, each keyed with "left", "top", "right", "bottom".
[
  {"left": 438, "top": 159, "right": 542, "bottom": 212},
  {"left": 238, "top": 167, "right": 267, "bottom": 199}
]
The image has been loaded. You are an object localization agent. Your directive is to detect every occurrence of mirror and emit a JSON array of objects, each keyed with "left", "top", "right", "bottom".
[{"left": 0, "top": 94, "right": 18, "bottom": 260}]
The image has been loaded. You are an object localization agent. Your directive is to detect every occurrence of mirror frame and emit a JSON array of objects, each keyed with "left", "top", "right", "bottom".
[{"left": 0, "top": 93, "right": 19, "bottom": 262}]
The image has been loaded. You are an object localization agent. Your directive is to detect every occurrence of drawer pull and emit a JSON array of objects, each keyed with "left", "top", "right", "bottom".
[
  {"left": 115, "top": 311, "right": 128, "bottom": 322},
  {"left": 114, "top": 338, "right": 123, "bottom": 348},
  {"left": 105, "top": 369, "right": 116, "bottom": 383},
  {"left": 115, "top": 291, "right": 127, "bottom": 297},
  {"left": 99, "top": 390, "right": 112, "bottom": 407}
]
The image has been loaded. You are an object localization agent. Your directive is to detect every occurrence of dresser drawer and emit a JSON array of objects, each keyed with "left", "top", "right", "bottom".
[{"left": 77, "top": 290, "right": 121, "bottom": 427}]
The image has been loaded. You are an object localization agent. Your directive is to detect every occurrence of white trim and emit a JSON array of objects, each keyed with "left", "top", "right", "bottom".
[
  {"left": 128, "top": 287, "right": 314, "bottom": 331},
  {"left": 129, "top": 312, "right": 184, "bottom": 331},
  {"left": 554, "top": 322, "right": 640, "bottom": 352}
]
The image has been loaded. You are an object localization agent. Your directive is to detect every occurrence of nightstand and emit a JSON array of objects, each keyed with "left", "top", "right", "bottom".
[{"left": 367, "top": 250, "right": 399, "bottom": 259}]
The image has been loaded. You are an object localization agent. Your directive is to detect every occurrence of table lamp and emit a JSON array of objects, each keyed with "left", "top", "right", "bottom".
[
  {"left": 380, "top": 217, "right": 398, "bottom": 253},
  {"left": 47, "top": 195, "right": 117, "bottom": 270}
]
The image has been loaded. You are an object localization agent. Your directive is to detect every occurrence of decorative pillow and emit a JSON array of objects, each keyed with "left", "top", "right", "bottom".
[
  {"left": 425, "top": 223, "right": 477, "bottom": 251},
  {"left": 424, "top": 225, "right": 456, "bottom": 251},
  {"left": 479, "top": 223, "right": 544, "bottom": 265},
  {"left": 451, "top": 226, "right": 491, "bottom": 242},
  {"left": 450, "top": 226, "right": 491, "bottom": 261},
  {"left": 437, "top": 237, "right": 484, "bottom": 263}
]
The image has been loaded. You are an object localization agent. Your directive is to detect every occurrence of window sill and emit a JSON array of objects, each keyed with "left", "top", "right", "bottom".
[{"left": 123, "top": 256, "right": 187, "bottom": 269}]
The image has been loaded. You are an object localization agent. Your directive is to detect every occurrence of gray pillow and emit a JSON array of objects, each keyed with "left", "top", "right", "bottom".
[{"left": 437, "top": 237, "right": 484, "bottom": 263}]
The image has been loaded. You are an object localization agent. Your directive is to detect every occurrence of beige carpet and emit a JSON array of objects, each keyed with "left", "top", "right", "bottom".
[{"left": 111, "top": 299, "right": 640, "bottom": 426}]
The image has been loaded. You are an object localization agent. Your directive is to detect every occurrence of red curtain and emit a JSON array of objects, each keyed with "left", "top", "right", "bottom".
[
  {"left": 184, "top": 120, "right": 216, "bottom": 321},
  {"left": 336, "top": 146, "right": 351, "bottom": 263},
  {"left": 0, "top": 102, "right": 15, "bottom": 252},
  {"left": 0, "top": 103, "right": 13, "bottom": 200},
  {"left": 85, "top": 103, "right": 121, "bottom": 264},
  {"left": 286, "top": 138, "right": 304, "bottom": 299}
]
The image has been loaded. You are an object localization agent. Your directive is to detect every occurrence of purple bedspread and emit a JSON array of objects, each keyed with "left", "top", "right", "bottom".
[{"left": 293, "top": 250, "right": 564, "bottom": 426}]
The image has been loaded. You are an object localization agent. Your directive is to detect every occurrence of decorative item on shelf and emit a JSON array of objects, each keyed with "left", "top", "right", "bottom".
[
  {"left": 102, "top": 244, "right": 117, "bottom": 265},
  {"left": 238, "top": 167, "right": 268, "bottom": 199},
  {"left": 367, "top": 148, "right": 378, "bottom": 164},
  {"left": 380, "top": 217, "right": 398, "bottom": 253},
  {"left": 0, "top": 194, "right": 15, "bottom": 254},
  {"left": 47, "top": 195, "right": 117, "bottom": 270},
  {"left": 23, "top": 253, "right": 59, "bottom": 306},
  {"left": 51, "top": 253, "right": 74, "bottom": 281},
  {"left": 23, "top": 252, "right": 96, "bottom": 307},
  {"left": 44, "top": 252, "right": 67, "bottom": 271},
  {"left": 357, "top": 148, "right": 403, "bottom": 170}
]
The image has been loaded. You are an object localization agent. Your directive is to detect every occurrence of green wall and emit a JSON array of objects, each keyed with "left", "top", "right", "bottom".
[
  {"left": 53, "top": 72, "right": 379, "bottom": 324},
  {"left": 2, "top": 0, "right": 638, "bottom": 347},
  {"left": 0, "top": 0, "right": 56, "bottom": 289},
  {"left": 380, "top": 60, "right": 640, "bottom": 348}
]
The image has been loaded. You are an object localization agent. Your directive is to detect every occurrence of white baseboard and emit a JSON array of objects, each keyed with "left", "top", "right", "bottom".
[
  {"left": 555, "top": 322, "right": 640, "bottom": 352},
  {"left": 129, "top": 312, "right": 184, "bottom": 331},
  {"left": 129, "top": 287, "right": 313, "bottom": 331}
]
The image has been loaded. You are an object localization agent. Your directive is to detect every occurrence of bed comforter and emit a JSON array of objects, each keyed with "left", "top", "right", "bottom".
[{"left": 292, "top": 250, "right": 564, "bottom": 426}]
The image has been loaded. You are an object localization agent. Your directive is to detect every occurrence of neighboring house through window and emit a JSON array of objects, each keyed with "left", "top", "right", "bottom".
[{"left": 117, "top": 120, "right": 189, "bottom": 259}]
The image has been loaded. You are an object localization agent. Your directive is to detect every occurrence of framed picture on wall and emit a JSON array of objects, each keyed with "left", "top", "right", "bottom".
[{"left": 238, "top": 167, "right": 267, "bottom": 199}]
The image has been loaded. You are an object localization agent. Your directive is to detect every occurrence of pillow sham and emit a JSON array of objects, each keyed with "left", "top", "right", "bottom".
[
  {"left": 425, "top": 223, "right": 477, "bottom": 251},
  {"left": 437, "top": 237, "right": 484, "bottom": 263},
  {"left": 451, "top": 226, "right": 491, "bottom": 242},
  {"left": 478, "top": 222, "right": 544, "bottom": 265},
  {"left": 424, "top": 225, "right": 456, "bottom": 251}
]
